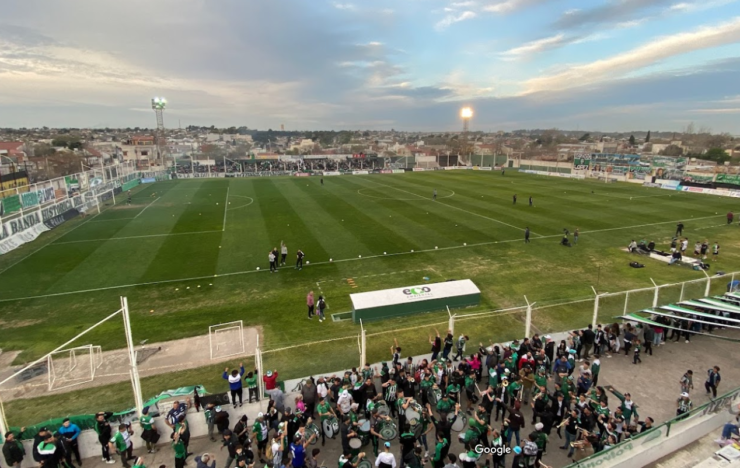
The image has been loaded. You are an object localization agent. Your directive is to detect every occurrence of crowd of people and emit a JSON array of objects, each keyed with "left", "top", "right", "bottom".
[{"left": 3, "top": 321, "right": 728, "bottom": 468}]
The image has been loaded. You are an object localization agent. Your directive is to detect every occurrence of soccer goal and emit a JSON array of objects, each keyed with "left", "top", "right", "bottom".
[
  {"left": 209, "top": 320, "right": 245, "bottom": 360},
  {"left": 47, "top": 344, "right": 103, "bottom": 391}
]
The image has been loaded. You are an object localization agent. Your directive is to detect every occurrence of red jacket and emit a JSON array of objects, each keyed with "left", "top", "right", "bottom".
[{"left": 263, "top": 372, "right": 278, "bottom": 390}]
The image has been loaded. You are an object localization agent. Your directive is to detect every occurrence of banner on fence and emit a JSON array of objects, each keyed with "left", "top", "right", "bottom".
[
  {"left": 294, "top": 172, "right": 310, "bottom": 177},
  {"left": 323, "top": 171, "right": 341, "bottom": 176},
  {"left": 0, "top": 196, "right": 84, "bottom": 254},
  {"left": 1, "top": 194, "right": 22, "bottom": 215},
  {"left": 412, "top": 168, "right": 426, "bottom": 172},
  {"left": 352, "top": 170, "right": 369, "bottom": 175}
]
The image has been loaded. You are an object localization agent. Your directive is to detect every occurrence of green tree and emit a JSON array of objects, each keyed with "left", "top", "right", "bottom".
[
  {"left": 33, "top": 143, "right": 56, "bottom": 157},
  {"left": 629, "top": 135, "right": 636, "bottom": 146},
  {"left": 659, "top": 145, "right": 684, "bottom": 157},
  {"left": 700, "top": 148, "right": 730, "bottom": 164},
  {"left": 645, "top": 131, "right": 651, "bottom": 142}
]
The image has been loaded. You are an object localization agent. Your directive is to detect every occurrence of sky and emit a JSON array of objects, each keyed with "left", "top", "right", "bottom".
[{"left": 1, "top": 0, "right": 740, "bottom": 133}]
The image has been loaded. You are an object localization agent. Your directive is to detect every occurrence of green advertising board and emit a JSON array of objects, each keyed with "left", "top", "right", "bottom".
[
  {"left": 1, "top": 194, "right": 22, "bottom": 214},
  {"left": 716, "top": 174, "right": 740, "bottom": 186}
]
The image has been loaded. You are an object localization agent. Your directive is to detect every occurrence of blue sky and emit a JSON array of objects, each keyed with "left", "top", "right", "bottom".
[{"left": 1, "top": 0, "right": 739, "bottom": 132}]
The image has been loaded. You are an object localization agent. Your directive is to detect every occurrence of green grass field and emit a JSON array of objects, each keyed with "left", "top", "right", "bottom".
[{"left": 2, "top": 171, "right": 740, "bottom": 425}]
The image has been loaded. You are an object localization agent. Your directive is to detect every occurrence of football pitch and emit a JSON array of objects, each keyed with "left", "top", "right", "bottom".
[{"left": 1, "top": 171, "right": 740, "bottom": 422}]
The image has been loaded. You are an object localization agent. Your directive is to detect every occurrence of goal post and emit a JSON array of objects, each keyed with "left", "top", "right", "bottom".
[
  {"left": 47, "top": 344, "right": 99, "bottom": 391},
  {"left": 209, "top": 320, "right": 245, "bottom": 360}
]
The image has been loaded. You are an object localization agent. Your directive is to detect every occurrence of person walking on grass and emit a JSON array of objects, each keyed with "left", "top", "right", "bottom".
[
  {"left": 524, "top": 227, "right": 530, "bottom": 243},
  {"left": 269, "top": 250, "right": 277, "bottom": 273},
  {"left": 713, "top": 242, "right": 720, "bottom": 261},
  {"left": 223, "top": 363, "right": 245, "bottom": 407},
  {"left": 317, "top": 295, "right": 327, "bottom": 322},
  {"left": 676, "top": 222, "right": 684, "bottom": 237},
  {"left": 727, "top": 211, "right": 734, "bottom": 225},
  {"left": 574, "top": 228, "right": 579, "bottom": 245},
  {"left": 433, "top": 190, "right": 437, "bottom": 201},
  {"left": 513, "top": 194, "right": 517, "bottom": 205},
  {"left": 296, "top": 249, "right": 305, "bottom": 270},
  {"left": 529, "top": 196, "right": 533, "bottom": 207},
  {"left": 307, "top": 291, "right": 315, "bottom": 319},
  {"left": 127, "top": 191, "right": 132, "bottom": 205},
  {"left": 281, "top": 242, "right": 288, "bottom": 266}
]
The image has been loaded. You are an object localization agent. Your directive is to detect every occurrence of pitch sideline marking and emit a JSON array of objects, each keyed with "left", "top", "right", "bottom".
[
  {"left": 0, "top": 214, "right": 725, "bottom": 303},
  {"left": 363, "top": 178, "right": 542, "bottom": 237},
  {"left": 222, "top": 187, "right": 230, "bottom": 232},
  {"left": 51, "top": 230, "right": 223, "bottom": 245},
  {"left": 0, "top": 212, "right": 102, "bottom": 277},
  {"left": 134, "top": 197, "right": 160, "bottom": 219},
  {"left": 356, "top": 187, "right": 455, "bottom": 201}
]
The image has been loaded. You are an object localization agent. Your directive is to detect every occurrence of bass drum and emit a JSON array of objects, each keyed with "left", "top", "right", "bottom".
[
  {"left": 377, "top": 419, "right": 398, "bottom": 441},
  {"left": 322, "top": 416, "right": 339, "bottom": 439},
  {"left": 375, "top": 401, "right": 390, "bottom": 417},
  {"left": 405, "top": 407, "right": 421, "bottom": 427},
  {"left": 355, "top": 459, "right": 372, "bottom": 468},
  {"left": 447, "top": 412, "right": 467, "bottom": 432},
  {"left": 427, "top": 387, "right": 442, "bottom": 407},
  {"left": 305, "top": 423, "right": 320, "bottom": 445}
]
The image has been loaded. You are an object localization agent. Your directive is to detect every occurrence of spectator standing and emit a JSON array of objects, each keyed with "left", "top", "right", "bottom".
[
  {"left": 581, "top": 325, "right": 595, "bottom": 361},
  {"left": 245, "top": 370, "right": 259, "bottom": 403},
  {"left": 57, "top": 418, "right": 82, "bottom": 466},
  {"left": 3, "top": 427, "right": 26, "bottom": 467},
  {"left": 138, "top": 408, "right": 159, "bottom": 453},
  {"left": 302, "top": 378, "right": 319, "bottom": 417},
  {"left": 264, "top": 370, "right": 279, "bottom": 391},
  {"left": 223, "top": 364, "right": 245, "bottom": 407},
  {"left": 706, "top": 366, "right": 721, "bottom": 398},
  {"left": 307, "top": 291, "right": 315, "bottom": 319},
  {"left": 95, "top": 413, "right": 115, "bottom": 465}
]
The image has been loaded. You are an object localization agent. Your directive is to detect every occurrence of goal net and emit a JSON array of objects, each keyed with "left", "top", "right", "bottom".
[
  {"left": 209, "top": 320, "right": 245, "bottom": 360},
  {"left": 48, "top": 345, "right": 103, "bottom": 391}
]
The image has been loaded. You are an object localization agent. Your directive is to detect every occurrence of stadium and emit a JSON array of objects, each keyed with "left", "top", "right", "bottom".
[{"left": 2, "top": 159, "right": 740, "bottom": 468}]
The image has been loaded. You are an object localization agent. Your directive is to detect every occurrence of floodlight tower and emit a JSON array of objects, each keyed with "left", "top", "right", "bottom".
[
  {"left": 460, "top": 106, "right": 473, "bottom": 162},
  {"left": 151, "top": 97, "right": 167, "bottom": 163}
]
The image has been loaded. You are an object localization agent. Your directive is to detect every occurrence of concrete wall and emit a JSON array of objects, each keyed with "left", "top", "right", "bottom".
[
  {"left": 568, "top": 390, "right": 740, "bottom": 468},
  {"left": 13, "top": 403, "right": 265, "bottom": 468}
]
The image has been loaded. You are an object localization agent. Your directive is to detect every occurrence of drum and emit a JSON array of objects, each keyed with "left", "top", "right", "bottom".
[
  {"left": 427, "top": 387, "right": 442, "bottom": 406},
  {"left": 349, "top": 437, "right": 362, "bottom": 457},
  {"left": 322, "top": 416, "right": 339, "bottom": 439},
  {"left": 359, "top": 433, "right": 370, "bottom": 446},
  {"left": 405, "top": 407, "right": 421, "bottom": 426},
  {"left": 448, "top": 412, "right": 467, "bottom": 432},
  {"left": 377, "top": 419, "right": 398, "bottom": 441},
  {"left": 354, "top": 458, "right": 372, "bottom": 468},
  {"left": 376, "top": 401, "right": 390, "bottom": 417},
  {"left": 358, "top": 418, "right": 371, "bottom": 434},
  {"left": 305, "top": 423, "right": 320, "bottom": 445}
]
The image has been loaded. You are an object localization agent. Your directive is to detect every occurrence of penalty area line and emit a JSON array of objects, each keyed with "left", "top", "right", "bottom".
[
  {"left": 134, "top": 197, "right": 160, "bottom": 219},
  {"left": 0, "top": 214, "right": 725, "bottom": 303}
]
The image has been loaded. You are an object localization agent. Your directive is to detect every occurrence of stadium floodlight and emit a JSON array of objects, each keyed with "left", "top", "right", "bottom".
[
  {"left": 151, "top": 97, "right": 167, "bottom": 110},
  {"left": 460, "top": 107, "right": 473, "bottom": 119}
]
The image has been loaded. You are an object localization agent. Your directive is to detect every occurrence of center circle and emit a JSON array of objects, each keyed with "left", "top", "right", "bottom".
[{"left": 357, "top": 188, "right": 455, "bottom": 201}]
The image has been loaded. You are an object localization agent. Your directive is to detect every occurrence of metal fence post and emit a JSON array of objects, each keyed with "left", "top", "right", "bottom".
[
  {"left": 623, "top": 291, "right": 630, "bottom": 315},
  {"left": 360, "top": 320, "right": 367, "bottom": 369},
  {"left": 650, "top": 278, "right": 659, "bottom": 308},
  {"left": 680, "top": 283, "right": 685, "bottom": 302},
  {"left": 447, "top": 306, "right": 455, "bottom": 335},
  {"left": 121, "top": 296, "right": 143, "bottom": 417},
  {"left": 524, "top": 296, "right": 533, "bottom": 338},
  {"left": 592, "top": 287, "right": 600, "bottom": 327}
]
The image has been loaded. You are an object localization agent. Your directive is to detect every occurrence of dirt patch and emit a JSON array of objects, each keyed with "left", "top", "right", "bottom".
[
  {"left": 0, "top": 319, "right": 43, "bottom": 329},
  {"left": 0, "top": 326, "right": 261, "bottom": 401}
]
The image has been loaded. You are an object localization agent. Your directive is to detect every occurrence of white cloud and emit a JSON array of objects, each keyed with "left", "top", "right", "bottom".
[
  {"left": 332, "top": 2, "right": 356, "bottom": 10},
  {"left": 452, "top": 1, "right": 477, "bottom": 6},
  {"left": 435, "top": 11, "right": 477, "bottom": 30},
  {"left": 483, "top": 0, "right": 549, "bottom": 14},
  {"left": 523, "top": 17, "right": 740, "bottom": 93},
  {"left": 690, "top": 108, "right": 740, "bottom": 114},
  {"left": 670, "top": 0, "right": 737, "bottom": 12},
  {"left": 499, "top": 34, "right": 567, "bottom": 59}
]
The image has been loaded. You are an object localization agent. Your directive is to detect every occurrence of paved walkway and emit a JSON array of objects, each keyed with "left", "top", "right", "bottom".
[{"left": 26, "top": 328, "right": 740, "bottom": 468}]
